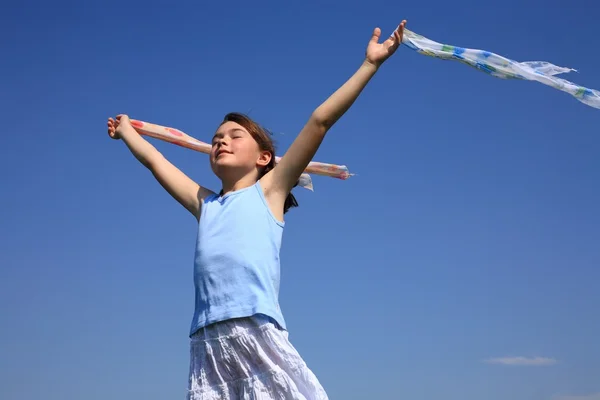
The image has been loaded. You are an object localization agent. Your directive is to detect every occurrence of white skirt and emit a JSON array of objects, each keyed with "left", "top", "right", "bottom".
[{"left": 186, "top": 314, "right": 329, "bottom": 400}]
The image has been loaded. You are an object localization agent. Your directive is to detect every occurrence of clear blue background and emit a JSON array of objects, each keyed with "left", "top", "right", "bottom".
[{"left": 1, "top": 1, "right": 598, "bottom": 399}]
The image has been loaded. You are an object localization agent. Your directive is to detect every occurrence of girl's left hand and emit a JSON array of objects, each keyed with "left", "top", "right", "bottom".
[{"left": 365, "top": 20, "right": 406, "bottom": 68}]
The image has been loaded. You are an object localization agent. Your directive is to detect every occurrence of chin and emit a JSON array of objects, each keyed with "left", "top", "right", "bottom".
[
  {"left": 211, "top": 160, "right": 239, "bottom": 176},
  {"left": 212, "top": 158, "right": 236, "bottom": 170}
]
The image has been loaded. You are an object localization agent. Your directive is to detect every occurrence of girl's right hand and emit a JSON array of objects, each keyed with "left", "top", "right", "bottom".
[
  {"left": 107, "top": 116, "right": 120, "bottom": 140},
  {"left": 107, "top": 114, "right": 132, "bottom": 140}
]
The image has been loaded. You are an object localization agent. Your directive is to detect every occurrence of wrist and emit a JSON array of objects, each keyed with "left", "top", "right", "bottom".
[
  {"left": 118, "top": 123, "right": 138, "bottom": 139},
  {"left": 362, "top": 58, "right": 381, "bottom": 72}
]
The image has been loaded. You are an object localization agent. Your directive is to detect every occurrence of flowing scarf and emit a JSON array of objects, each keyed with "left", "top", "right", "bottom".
[
  {"left": 122, "top": 28, "right": 597, "bottom": 192},
  {"left": 128, "top": 118, "right": 352, "bottom": 191},
  {"left": 399, "top": 28, "right": 600, "bottom": 110}
]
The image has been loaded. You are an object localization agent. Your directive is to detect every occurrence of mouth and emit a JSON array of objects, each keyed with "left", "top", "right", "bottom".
[{"left": 216, "top": 150, "right": 232, "bottom": 158}]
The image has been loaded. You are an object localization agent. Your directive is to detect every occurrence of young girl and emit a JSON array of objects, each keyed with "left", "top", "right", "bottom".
[{"left": 108, "top": 20, "right": 406, "bottom": 400}]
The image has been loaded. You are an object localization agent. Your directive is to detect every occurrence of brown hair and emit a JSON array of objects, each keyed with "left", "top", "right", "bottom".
[{"left": 219, "top": 112, "right": 298, "bottom": 214}]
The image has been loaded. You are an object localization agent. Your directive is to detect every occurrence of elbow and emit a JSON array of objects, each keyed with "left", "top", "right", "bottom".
[
  {"left": 310, "top": 111, "right": 332, "bottom": 134},
  {"left": 138, "top": 150, "right": 164, "bottom": 170}
]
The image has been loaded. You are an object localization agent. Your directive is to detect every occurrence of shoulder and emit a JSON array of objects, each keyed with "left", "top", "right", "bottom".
[
  {"left": 195, "top": 188, "right": 218, "bottom": 221},
  {"left": 200, "top": 190, "right": 218, "bottom": 203},
  {"left": 258, "top": 174, "right": 286, "bottom": 223}
]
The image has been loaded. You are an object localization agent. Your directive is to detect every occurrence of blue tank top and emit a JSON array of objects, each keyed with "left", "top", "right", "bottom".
[{"left": 189, "top": 181, "right": 287, "bottom": 337}]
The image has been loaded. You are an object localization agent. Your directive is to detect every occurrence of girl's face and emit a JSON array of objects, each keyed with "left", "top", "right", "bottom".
[{"left": 210, "top": 121, "right": 271, "bottom": 179}]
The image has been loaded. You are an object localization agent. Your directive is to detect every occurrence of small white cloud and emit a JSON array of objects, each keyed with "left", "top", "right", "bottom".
[
  {"left": 484, "top": 356, "right": 558, "bottom": 366},
  {"left": 554, "top": 393, "right": 600, "bottom": 400}
]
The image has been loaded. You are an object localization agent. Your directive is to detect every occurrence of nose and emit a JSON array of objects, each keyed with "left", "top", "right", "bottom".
[
  {"left": 213, "top": 138, "right": 230, "bottom": 155},
  {"left": 213, "top": 139, "right": 224, "bottom": 150}
]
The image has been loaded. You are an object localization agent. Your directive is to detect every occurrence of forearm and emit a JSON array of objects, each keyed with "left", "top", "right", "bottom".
[
  {"left": 267, "top": 59, "right": 381, "bottom": 193},
  {"left": 119, "top": 126, "right": 163, "bottom": 168},
  {"left": 266, "top": 22, "right": 404, "bottom": 196},
  {"left": 312, "top": 59, "right": 379, "bottom": 130}
]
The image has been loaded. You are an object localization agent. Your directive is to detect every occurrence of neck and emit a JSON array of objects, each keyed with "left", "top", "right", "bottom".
[{"left": 220, "top": 173, "right": 259, "bottom": 195}]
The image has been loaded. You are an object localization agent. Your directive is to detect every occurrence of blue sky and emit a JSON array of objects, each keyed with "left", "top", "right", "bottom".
[{"left": 1, "top": 1, "right": 599, "bottom": 399}]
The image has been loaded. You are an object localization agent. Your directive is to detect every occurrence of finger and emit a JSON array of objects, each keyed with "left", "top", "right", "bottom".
[
  {"left": 386, "top": 23, "right": 400, "bottom": 43},
  {"left": 118, "top": 114, "right": 131, "bottom": 125},
  {"left": 394, "top": 20, "right": 405, "bottom": 34},
  {"left": 398, "top": 20, "right": 406, "bottom": 35},
  {"left": 392, "top": 20, "right": 406, "bottom": 46},
  {"left": 370, "top": 27, "right": 381, "bottom": 44}
]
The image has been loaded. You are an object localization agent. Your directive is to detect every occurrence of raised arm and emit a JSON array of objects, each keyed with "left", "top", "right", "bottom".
[
  {"left": 108, "top": 114, "right": 215, "bottom": 220},
  {"left": 263, "top": 21, "right": 406, "bottom": 200}
]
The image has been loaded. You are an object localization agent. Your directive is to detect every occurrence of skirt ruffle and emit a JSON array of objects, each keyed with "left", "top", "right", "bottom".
[{"left": 186, "top": 314, "right": 328, "bottom": 400}]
